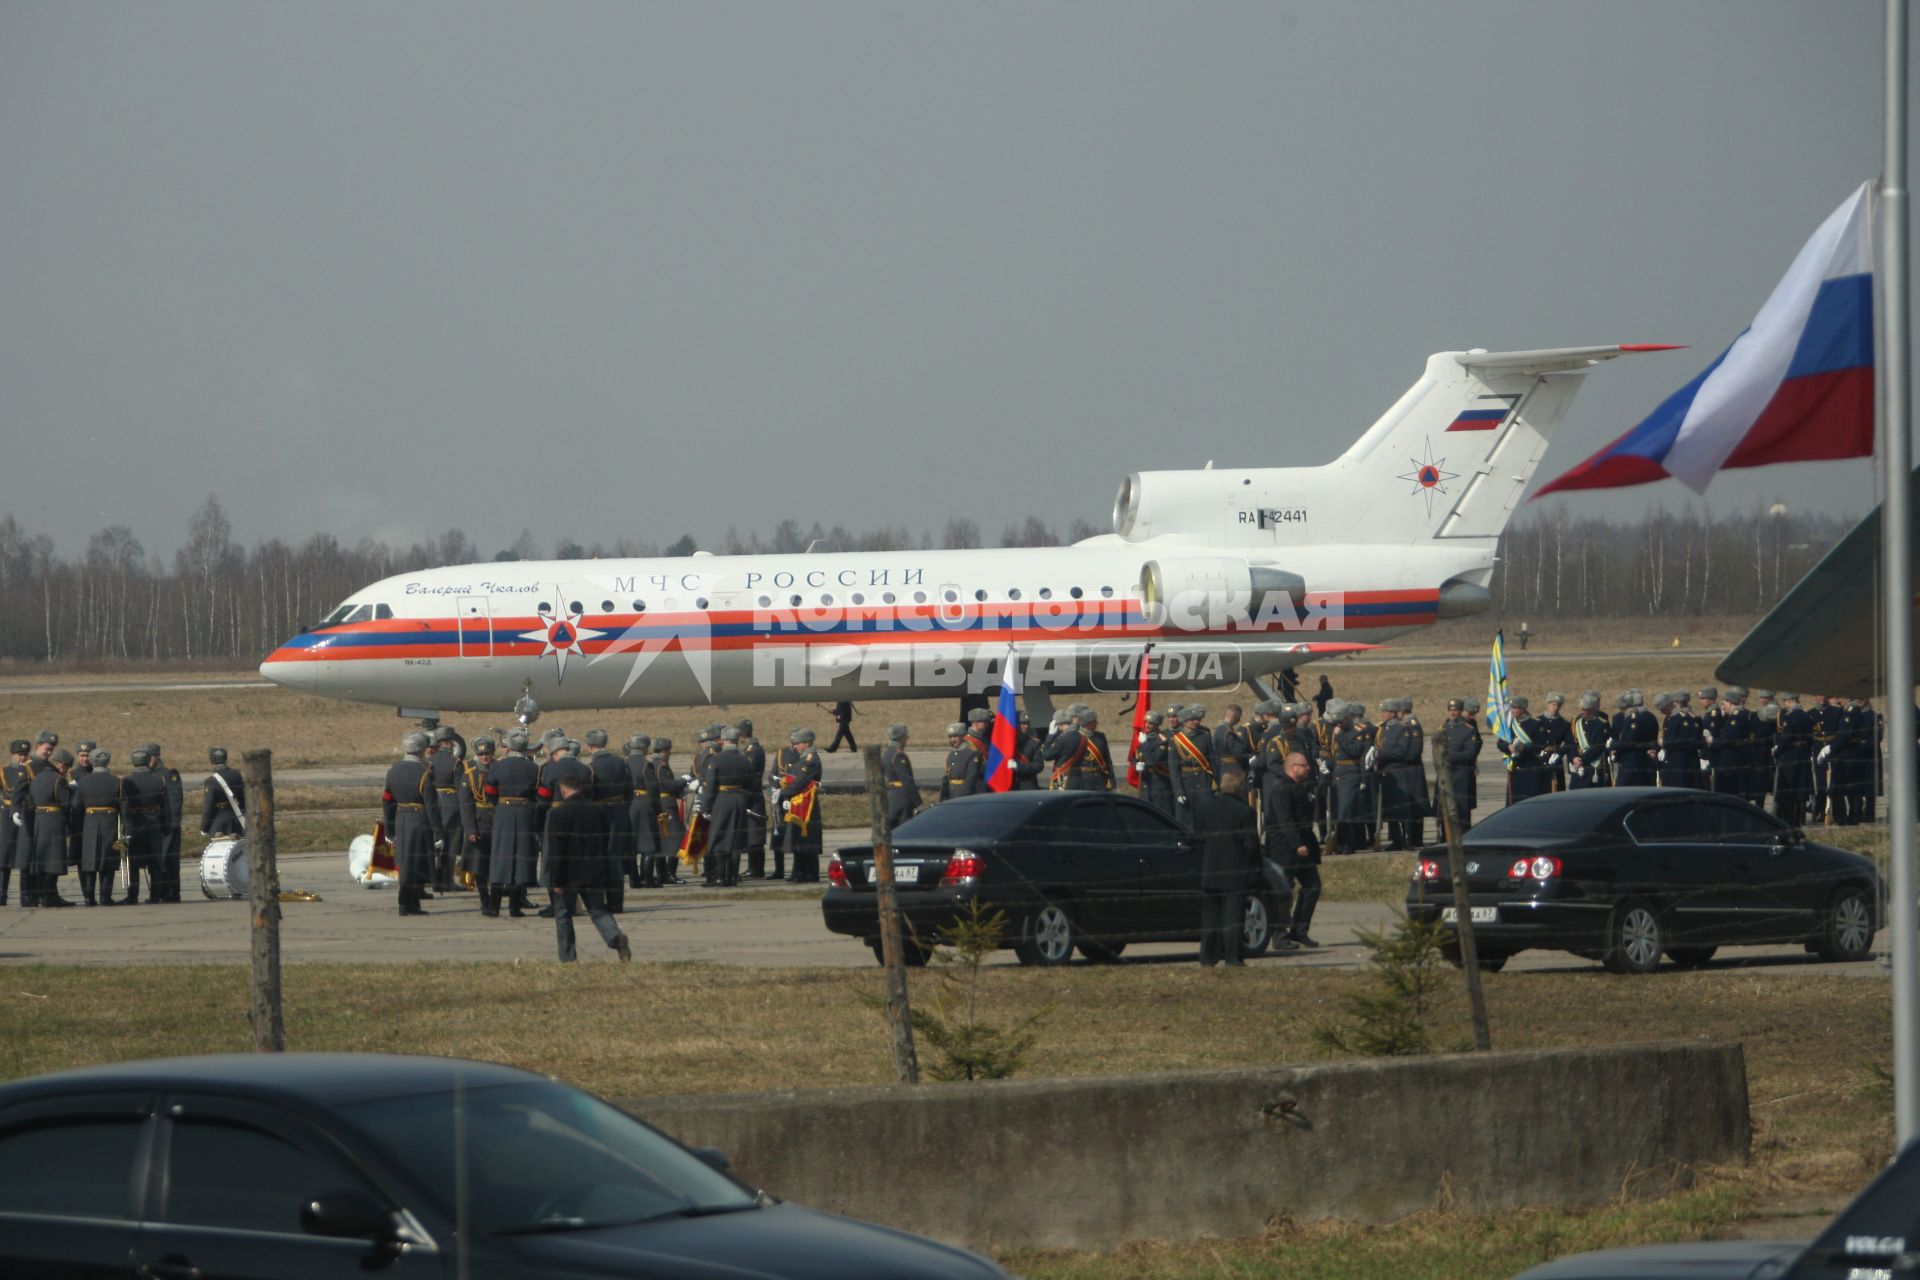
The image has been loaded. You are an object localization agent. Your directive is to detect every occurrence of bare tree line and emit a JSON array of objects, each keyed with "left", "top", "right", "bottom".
[{"left": 0, "top": 497, "right": 1855, "bottom": 664}]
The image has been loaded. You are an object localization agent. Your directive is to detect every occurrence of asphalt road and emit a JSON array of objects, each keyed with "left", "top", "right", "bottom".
[{"left": 0, "top": 845, "right": 1887, "bottom": 979}]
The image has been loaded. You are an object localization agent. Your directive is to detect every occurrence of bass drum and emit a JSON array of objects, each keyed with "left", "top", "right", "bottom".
[{"left": 198, "top": 836, "right": 252, "bottom": 900}]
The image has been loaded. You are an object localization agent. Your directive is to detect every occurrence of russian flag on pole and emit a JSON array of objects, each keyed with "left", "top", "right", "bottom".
[
  {"left": 1536, "top": 182, "right": 1874, "bottom": 497},
  {"left": 1126, "top": 643, "right": 1153, "bottom": 788},
  {"left": 984, "top": 644, "right": 1021, "bottom": 793}
]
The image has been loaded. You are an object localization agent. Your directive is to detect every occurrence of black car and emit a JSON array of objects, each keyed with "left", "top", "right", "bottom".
[
  {"left": 1404, "top": 788, "right": 1883, "bottom": 973},
  {"left": 821, "top": 791, "right": 1290, "bottom": 965},
  {"left": 0, "top": 1053, "right": 1008, "bottom": 1279},
  {"left": 1513, "top": 1136, "right": 1920, "bottom": 1278}
]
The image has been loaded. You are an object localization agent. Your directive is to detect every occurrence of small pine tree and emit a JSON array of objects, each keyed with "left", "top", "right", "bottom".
[
  {"left": 909, "top": 901, "right": 1047, "bottom": 1082},
  {"left": 1314, "top": 912, "right": 1454, "bottom": 1057}
]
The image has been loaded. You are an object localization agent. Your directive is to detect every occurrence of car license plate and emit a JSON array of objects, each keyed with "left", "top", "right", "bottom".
[
  {"left": 893, "top": 865, "right": 920, "bottom": 883},
  {"left": 1442, "top": 906, "right": 1497, "bottom": 924}
]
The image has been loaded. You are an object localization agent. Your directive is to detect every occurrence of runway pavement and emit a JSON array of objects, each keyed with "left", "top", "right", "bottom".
[{"left": 0, "top": 845, "right": 1886, "bottom": 979}]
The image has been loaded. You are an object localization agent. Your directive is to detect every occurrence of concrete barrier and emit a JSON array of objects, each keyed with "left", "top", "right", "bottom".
[{"left": 623, "top": 1041, "right": 1749, "bottom": 1252}]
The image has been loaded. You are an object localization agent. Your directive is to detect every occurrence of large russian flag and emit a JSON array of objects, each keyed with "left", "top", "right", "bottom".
[
  {"left": 984, "top": 644, "right": 1020, "bottom": 793},
  {"left": 1537, "top": 182, "right": 1873, "bottom": 497}
]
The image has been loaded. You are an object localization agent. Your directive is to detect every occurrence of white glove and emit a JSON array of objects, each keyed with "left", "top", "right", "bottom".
[
  {"left": 1818, "top": 746, "right": 1832, "bottom": 763},
  {"left": 781, "top": 798, "right": 792, "bottom": 812},
  {"left": 1702, "top": 732, "right": 1714, "bottom": 745},
  {"left": 1317, "top": 759, "right": 1330, "bottom": 776},
  {"left": 1546, "top": 753, "right": 1560, "bottom": 766},
  {"left": 9, "top": 812, "right": 19, "bottom": 828},
  {"left": 1364, "top": 748, "right": 1377, "bottom": 770},
  {"left": 1657, "top": 750, "right": 1667, "bottom": 763}
]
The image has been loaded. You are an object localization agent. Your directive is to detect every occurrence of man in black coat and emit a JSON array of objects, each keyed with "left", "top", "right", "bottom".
[
  {"left": 701, "top": 727, "right": 755, "bottom": 887},
  {"left": 1264, "top": 749, "right": 1322, "bottom": 948},
  {"left": 382, "top": 733, "right": 437, "bottom": 917},
  {"left": 120, "top": 749, "right": 168, "bottom": 905},
  {"left": 199, "top": 747, "right": 246, "bottom": 839},
  {"left": 544, "top": 773, "right": 631, "bottom": 964},
  {"left": 881, "top": 724, "right": 919, "bottom": 832},
  {"left": 1196, "top": 768, "right": 1260, "bottom": 967}
]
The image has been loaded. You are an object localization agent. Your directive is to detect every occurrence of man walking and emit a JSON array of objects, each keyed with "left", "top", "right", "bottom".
[{"left": 544, "top": 773, "right": 632, "bottom": 964}]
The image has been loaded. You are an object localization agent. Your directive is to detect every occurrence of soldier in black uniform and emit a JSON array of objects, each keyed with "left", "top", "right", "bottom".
[
  {"left": 200, "top": 746, "right": 245, "bottom": 838},
  {"left": 882, "top": 724, "right": 919, "bottom": 832},
  {"left": 1809, "top": 695, "right": 1850, "bottom": 822},
  {"left": 737, "top": 720, "right": 770, "bottom": 879},
  {"left": 961, "top": 709, "right": 994, "bottom": 791},
  {"left": 1608, "top": 692, "right": 1655, "bottom": 787},
  {"left": 1312, "top": 701, "right": 1343, "bottom": 846},
  {"left": 583, "top": 730, "right": 635, "bottom": 908},
  {"left": 148, "top": 744, "right": 185, "bottom": 903},
  {"left": 545, "top": 773, "right": 631, "bottom": 964},
  {"left": 383, "top": 733, "right": 437, "bottom": 916},
  {"left": 778, "top": 728, "right": 824, "bottom": 883},
  {"left": 1746, "top": 691, "right": 1779, "bottom": 808},
  {"left": 72, "top": 748, "right": 123, "bottom": 906},
  {"left": 1711, "top": 689, "right": 1752, "bottom": 798},
  {"left": 1533, "top": 695, "right": 1572, "bottom": 793},
  {"left": 1169, "top": 706, "right": 1217, "bottom": 823},
  {"left": 1665, "top": 690, "right": 1706, "bottom": 788},
  {"left": 1773, "top": 694, "right": 1814, "bottom": 826},
  {"left": 1696, "top": 687, "right": 1724, "bottom": 791},
  {"left": 1841, "top": 697, "right": 1881, "bottom": 826},
  {"left": 425, "top": 727, "right": 462, "bottom": 892},
  {"left": 460, "top": 736, "right": 498, "bottom": 914},
  {"left": 1502, "top": 696, "right": 1548, "bottom": 802},
  {"left": 485, "top": 729, "right": 541, "bottom": 917},
  {"left": 701, "top": 727, "right": 754, "bottom": 888},
  {"left": 0, "top": 739, "right": 28, "bottom": 906},
  {"left": 1333, "top": 703, "right": 1378, "bottom": 852},
  {"left": 940, "top": 722, "right": 978, "bottom": 801},
  {"left": 1067, "top": 709, "right": 1114, "bottom": 791},
  {"left": 1213, "top": 705, "right": 1254, "bottom": 773},
  {"left": 11, "top": 733, "right": 53, "bottom": 907},
  {"left": 25, "top": 749, "right": 76, "bottom": 908},
  {"left": 1012, "top": 712, "right": 1043, "bottom": 790},
  {"left": 1438, "top": 699, "right": 1482, "bottom": 833},
  {"left": 652, "top": 737, "right": 687, "bottom": 882},
  {"left": 1136, "top": 710, "right": 1175, "bottom": 814},
  {"left": 626, "top": 734, "right": 661, "bottom": 888},
  {"left": 1566, "top": 693, "right": 1611, "bottom": 791},
  {"left": 120, "top": 748, "right": 167, "bottom": 905},
  {"left": 1376, "top": 698, "right": 1428, "bottom": 850},
  {"left": 764, "top": 732, "right": 797, "bottom": 881},
  {"left": 67, "top": 741, "right": 95, "bottom": 873}
]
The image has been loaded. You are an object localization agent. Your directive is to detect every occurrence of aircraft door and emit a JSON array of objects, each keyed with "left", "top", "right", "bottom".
[{"left": 457, "top": 597, "right": 492, "bottom": 658}]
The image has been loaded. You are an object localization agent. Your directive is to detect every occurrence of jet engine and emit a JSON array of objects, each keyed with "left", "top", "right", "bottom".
[{"left": 1140, "top": 556, "right": 1307, "bottom": 631}]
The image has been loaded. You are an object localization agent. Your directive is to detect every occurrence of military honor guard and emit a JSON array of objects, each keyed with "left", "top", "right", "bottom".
[
  {"left": 25, "top": 748, "right": 76, "bottom": 908},
  {"left": 736, "top": 719, "right": 771, "bottom": 879},
  {"left": 382, "top": 733, "right": 438, "bottom": 916},
  {"left": 1534, "top": 694, "right": 1573, "bottom": 792},
  {"left": 200, "top": 746, "right": 245, "bottom": 838},
  {"left": 1332, "top": 701, "right": 1378, "bottom": 853},
  {"left": 778, "top": 728, "right": 824, "bottom": 882},
  {"left": 1136, "top": 710, "right": 1175, "bottom": 814},
  {"left": 120, "top": 748, "right": 168, "bottom": 905},
  {"left": 882, "top": 724, "right": 919, "bottom": 832},
  {"left": 652, "top": 738, "right": 688, "bottom": 882},
  {"left": 427, "top": 727, "right": 463, "bottom": 892},
  {"left": 940, "top": 722, "right": 977, "bottom": 801},
  {"left": 484, "top": 729, "right": 541, "bottom": 917},
  {"left": 765, "top": 732, "right": 798, "bottom": 881},
  {"left": 626, "top": 734, "right": 664, "bottom": 888},
  {"left": 0, "top": 739, "right": 28, "bottom": 906},
  {"left": 1438, "top": 699, "right": 1482, "bottom": 832},
  {"left": 71, "top": 747, "right": 123, "bottom": 906},
  {"left": 1376, "top": 698, "right": 1428, "bottom": 851},
  {"left": 459, "top": 736, "right": 498, "bottom": 911},
  {"left": 1808, "top": 695, "right": 1849, "bottom": 822},
  {"left": 1568, "top": 692, "right": 1612, "bottom": 790},
  {"left": 1501, "top": 695, "right": 1549, "bottom": 803},
  {"left": 584, "top": 729, "right": 635, "bottom": 908},
  {"left": 1169, "top": 706, "right": 1217, "bottom": 821}
]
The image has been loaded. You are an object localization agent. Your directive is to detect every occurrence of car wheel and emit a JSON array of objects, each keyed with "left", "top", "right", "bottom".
[
  {"left": 1241, "top": 895, "right": 1274, "bottom": 958},
  {"left": 1817, "top": 887, "right": 1876, "bottom": 962},
  {"left": 1077, "top": 939, "right": 1127, "bottom": 963},
  {"left": 1665, "top": 946, "right": 1718, "bottom": 968},
  {"left": 1014, "top": 900, "right": 1076, "bottom": 966},
  {"left": 866, "top": 939, "right": 929, "bottom": 967},
  {"left": 1603, "top": 902, "right": 1664, "bottom": 975}
]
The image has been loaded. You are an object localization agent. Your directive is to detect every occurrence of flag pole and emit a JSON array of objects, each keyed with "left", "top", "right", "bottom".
[{"left": 1879, "top": 0, "right": 1918, "bottom": 1149}]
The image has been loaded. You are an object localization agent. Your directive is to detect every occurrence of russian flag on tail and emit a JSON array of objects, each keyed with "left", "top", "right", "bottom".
[
  {"left": 984, "top": 644, "right": 1021, "bottom": 793},
  {"left": 1536, "top": 182, "right": 1874, "bottom": 497}
]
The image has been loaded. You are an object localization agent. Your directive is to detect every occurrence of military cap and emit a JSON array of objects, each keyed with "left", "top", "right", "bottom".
[
  {"left": 1724, "top": 685, "right": 1748, "bottom": 701},
  {"left": 1675, "top": 690, "right": 1692, "bottom": 705},
  {"left": 967, "top": 708, "right": 992, "bottom": 725},
  {"left": 1544, "top": 692, "right": 1564, "bottom": 705},
  {"left": 1322, "top": 700, "right": 1345, "bottom": 723},
  {"left": 91, "top": 748, "right": 111, "bottom": 766},
  {"left": 144, "top": 742, "right": 163, "bottom": 757},
  {"left": 1628, "top": 690, "right": 1644, "bottom": 708},
  {"left": 130, "top": 748, "right": 151, "bottom": 767},
  {"left": 1465, "top": 699, "right": 1482, "bottom": 716},
  {"left": 794, "top": 727, "right": 817, "bottom": 743},
  {"left": 1509, "top": 695, "right": 1529, "bottom": 710},
  {"left": 1051, "top": 710, "right": 1072, "bottom": 726},
  {"left": 1697, "top": 686, "right": 1717, "bottom": 702},
  {"left": 1615, "top": 693, "right": 1632, "bottom": 709},
  {"left": 564, "top": 738, "right": 582, "bottom": 754},
  {"left": 1143, "top": 710, "right": 1164, "bottom": 726},
  {"left": 402, "top": 731, "right": 429, "bottom": 754},
  {"left": 1579, "top": 692, "right": 1600, "bottom": 710},
  {"left": 652, "top": 737, "right": 674, "bottom": 753},
  {"left": 76, "top": 740, "right": 96, "bottom": 753},
  {"left": 718, "top": 725, "right": 740, "bottom": 742},
  {"left": 1078, "top": 709, "right": 1099, "bottom": 726},
  {"left": 1067, "top": 703, "right": 1090, "bottom": 719},
  {"left": 626, "top": 733, "right": 650, "bottom": 752},
  {"left": 506, "top": 729, "right": 530, "bottom": 750},
  {"left": 1379, "top": 699, "right": 1396, "bottom": 713},
  {"left": 36, "top": 730, "right": 57, "bottom": 746},
  {"left": 1399, "top": 697, "right": 1416, "bottom": 713},
  {"left": 209, "top": 746, "right": 227, "bottom": 765},
  {"left": 735, "top": 718, "right": 754, "bottom": 736},
  {"left": 1758, "top": 705, "right": 1780, "bottom": 723},
  {"left": 1778, "top": 692, "right": 1799, "bottom": 704},
  {"left": 1182, "top": 705, "right": 1205, "bottom": 721},
  {"left": 8, "top": 739, "right": 28, "bottom": 755},
  {"left": 947, "top": 722, "right": 968, "bottom": 736},
  {"left": 1018, "top": 711, "right": 1031, "bottom": 726},
  {"left": 1447, "top": 698, "right": 1465, "bottom": 711},
  {"left": 473, "top": 736, "right": 496, "bottom": 754},
  {"left": 52, "top": 748, "right": 73, "bottom": 767},
  {"left": 887, "top": 723, "right": 909, "bottom": 742},
  {"left": 540, "top": 727, "right": 565, "bottom": 744},
  {"left": 584, "top": 728, "right": 609, "bottom": 747},
  {"left": 433, "top": 726, "right": 457, "bottom": 742},
  {"left": 1652, "top": 692, "right": 1673, "bottom": 711},
  {"left": 1753, "top": 690, "right": 1773, "bottom": 701}
]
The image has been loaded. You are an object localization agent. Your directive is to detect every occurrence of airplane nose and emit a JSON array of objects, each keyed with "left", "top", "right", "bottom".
[{"left": 259, "top": 653, "right": 315, "bottom": 691}]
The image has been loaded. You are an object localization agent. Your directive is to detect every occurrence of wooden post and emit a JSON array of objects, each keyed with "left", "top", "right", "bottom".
[
  {"left": 241, "top": 749, "right": 285, "bottom": 1053},
  {"left": 1430, "top": 736, "right": 1492, "bottom": 1051},
  {"left": 864, "top": 743, "right": 919, "bottom": 1084}
]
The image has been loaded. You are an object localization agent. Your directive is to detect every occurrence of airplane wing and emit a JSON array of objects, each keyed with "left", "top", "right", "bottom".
[{"left": 1715, "top": 470, "right": 1915, "bottom": 696}]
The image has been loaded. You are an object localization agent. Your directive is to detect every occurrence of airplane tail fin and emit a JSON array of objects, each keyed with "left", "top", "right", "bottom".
[{"left": 1321, "top": 345, "right": 1676, "bottom": 545}]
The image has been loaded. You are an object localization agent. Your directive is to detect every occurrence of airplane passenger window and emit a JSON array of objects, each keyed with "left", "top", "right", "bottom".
[
  {"left": 851, "top": 593, "right": 865, "bottom": 605},
  {"left": 790, "top": 594, "right": 803, "bottom": 607},
  {"left": 539, "top": 602, "right": 552, "bottom": 613},
  {"left": 757, "top": 596, "right": 771, "bottom": 607},
  {"left": 1038, "top": 588, "right": 1052, "bottom": 599},
  {"left": 696, "top": 598, "right": 709, "bottom": 609},
  {"left": 1100, "top": 586, "right": 1114, "bottom": 598},
  {"left": 374, "top": 604, "right": 394, "bottom": 620},
  {"left": 568, "top": 600, "right": 583, "bottom": 614},
  {"left": 883, "top": 592, "right": 896, "bottom": 604},
  {"left": 632, "top": 600, "right": 646, "bottom": 612},
  {"left": 943, "top": 590, "right": 958, "bottom": 603},
  {"left": 1009, "top": 589, "right": 1022, "bottom": 601},
  {"left": 913, "top": 591, "right": 926, "bottom": 604},
  {"left": 821, "top": 594, "right": 833, "bottom": 606},
  {"left": 1070, "top": 587, "right": 1084, "bottom": 599},
  {"left": 601, "top": 600, "right": 614, "bottom": 612},
  {"left": 974, "top": 589, "right": 987, "bottom": 602}
]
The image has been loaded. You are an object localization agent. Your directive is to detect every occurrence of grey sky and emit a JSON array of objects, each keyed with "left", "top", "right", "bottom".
[{"left": 0, "top": 1, "right": 1895, "bottom": 557}]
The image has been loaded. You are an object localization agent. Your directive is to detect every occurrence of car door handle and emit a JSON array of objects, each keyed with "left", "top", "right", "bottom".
[{"left": 141, "top": 1259, "right": 205, "bottom": 1280}]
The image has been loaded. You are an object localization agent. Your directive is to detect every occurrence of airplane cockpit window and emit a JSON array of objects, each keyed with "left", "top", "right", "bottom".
[
  {"left": 374, "top": 604, "right": 393, "bottom": 621},
  {"left": 322, "top": 603, "right": 375, "bottom": 626},
  {"left": 319, "top": 603, "right": 356, "bottom": 627}
]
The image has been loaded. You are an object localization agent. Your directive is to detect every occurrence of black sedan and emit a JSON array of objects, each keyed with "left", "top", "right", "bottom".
[
  {"left": 822, "top": 791, "right": 1291, "bottom": 965},
  {"left": 1512, "top": 1135, "right": 1920, "bottom": 1278},
  {"left": 1405, "top": 788, "right": 1883, "bottom": 973},
  {"left": 0, "top": 1053, "right": 1009, "bottom": 1279}
]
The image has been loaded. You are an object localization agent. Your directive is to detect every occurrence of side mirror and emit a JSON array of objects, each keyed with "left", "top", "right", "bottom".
[
  {"left": 691, "top": 1147, "right": 733, "bottom": 1175},
  {"left": 301, "top": 1188, "right": 399, "bottom": 1242}
]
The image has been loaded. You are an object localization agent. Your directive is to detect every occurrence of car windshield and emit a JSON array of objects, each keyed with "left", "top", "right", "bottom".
[
  {"left": 343, "top": 1080, "right": 756, "bottom": 1235},
  {"left": 1463, "top": 797, "right": 1619, "bottom": 843},
  {"left": 890, "top": 799, "right": 1038, "bottom": 841}
]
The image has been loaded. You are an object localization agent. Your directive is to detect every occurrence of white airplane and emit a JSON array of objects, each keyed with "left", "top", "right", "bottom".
[{"left": 260, "top": 344, "right": 1670, "bottom": 727}]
